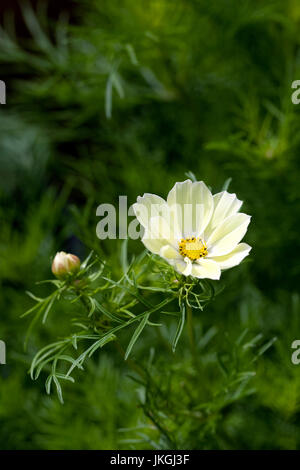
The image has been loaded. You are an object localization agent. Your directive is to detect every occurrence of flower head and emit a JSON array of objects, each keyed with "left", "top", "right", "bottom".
[
  {"left": 51, "top": 252, "right": 81, "bottom": 279},
  {"left": 133, "top": 179, "right": 251, "bottom": 280}
]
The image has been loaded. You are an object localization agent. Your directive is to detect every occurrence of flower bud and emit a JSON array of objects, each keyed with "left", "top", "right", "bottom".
[{"left": 51, "top": 252, "right": 81, "bottom": 279}]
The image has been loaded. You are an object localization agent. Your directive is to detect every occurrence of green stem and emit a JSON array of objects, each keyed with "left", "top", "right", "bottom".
[{"left": 186, "top": 303, "right": 197, "bottom": 364}]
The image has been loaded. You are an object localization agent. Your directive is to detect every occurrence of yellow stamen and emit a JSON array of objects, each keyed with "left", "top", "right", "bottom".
[{"left": 178, "top": 237, "right": 208, "bottom": 261}]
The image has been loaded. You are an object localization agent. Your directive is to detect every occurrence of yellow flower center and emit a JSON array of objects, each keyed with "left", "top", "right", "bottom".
[{"left": 178, "top": 237, "right": 208, "bottom": 261}]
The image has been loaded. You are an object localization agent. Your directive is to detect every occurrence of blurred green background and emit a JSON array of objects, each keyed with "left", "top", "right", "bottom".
[{"left": 1, "top": 0, "right": 300, "bottom": 450}]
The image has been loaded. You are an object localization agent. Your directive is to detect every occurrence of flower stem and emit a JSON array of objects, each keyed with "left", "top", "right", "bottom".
[{"left": 186, "top": 303, "right": 197, "bottom": 364}]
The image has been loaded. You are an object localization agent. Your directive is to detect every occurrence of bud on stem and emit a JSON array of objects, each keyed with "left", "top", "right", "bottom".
[{"left": 51, "top": 252, "right": 81, "bottom": 279}]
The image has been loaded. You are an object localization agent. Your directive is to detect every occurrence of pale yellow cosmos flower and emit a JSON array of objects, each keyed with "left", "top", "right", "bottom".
[{"left": 133, "top": 179, "right": 251, "bottom": 280}]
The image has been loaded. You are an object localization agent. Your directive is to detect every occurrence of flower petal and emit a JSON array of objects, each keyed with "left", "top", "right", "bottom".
[
  {"left": 133, "top": 193, "right": 167, "bottom": 229},
  {"left": 141, "top": 215, "right": 176, "bottom": 254},
  {"left": 192, "top": 258, "right": 221, "bottom": 280},
  {"left": 205, "top": 191, "right": 243, "bottom": 235},
  {"left": 160, "top": 244, "right": 181, "bottom": 260},
  {"left": 211, "top": 243, "right": 252, "bottom": 269},
  {"left": 192, "top": 181, "right": 214, "bottom": 235},
  {"left": 175, "top": 259, "right": 193, "bottom": 276},
  {"left": 166, "top": 179, "right": 213, "bottom": 237},
  {"left": 141, "top": 234, "right": 165, "bottom": 254},
  {"left": 207, "top": 213, "right": 251, "bottom": 256},
  {"left": 167, "top": 179, "right": 193, "bottom": 236}
]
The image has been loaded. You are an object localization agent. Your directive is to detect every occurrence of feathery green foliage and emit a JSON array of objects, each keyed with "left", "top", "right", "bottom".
[{"left": 1, "top": 0, "right": 300, "bottom": 450}]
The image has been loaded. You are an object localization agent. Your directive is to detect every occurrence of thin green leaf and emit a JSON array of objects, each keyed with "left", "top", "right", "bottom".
[
  {"left": 125, "top": 313, "right": 150, "bottom": 360},
  {"left": 172, "top": 303, "right": 185, "bottom": 352}
]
